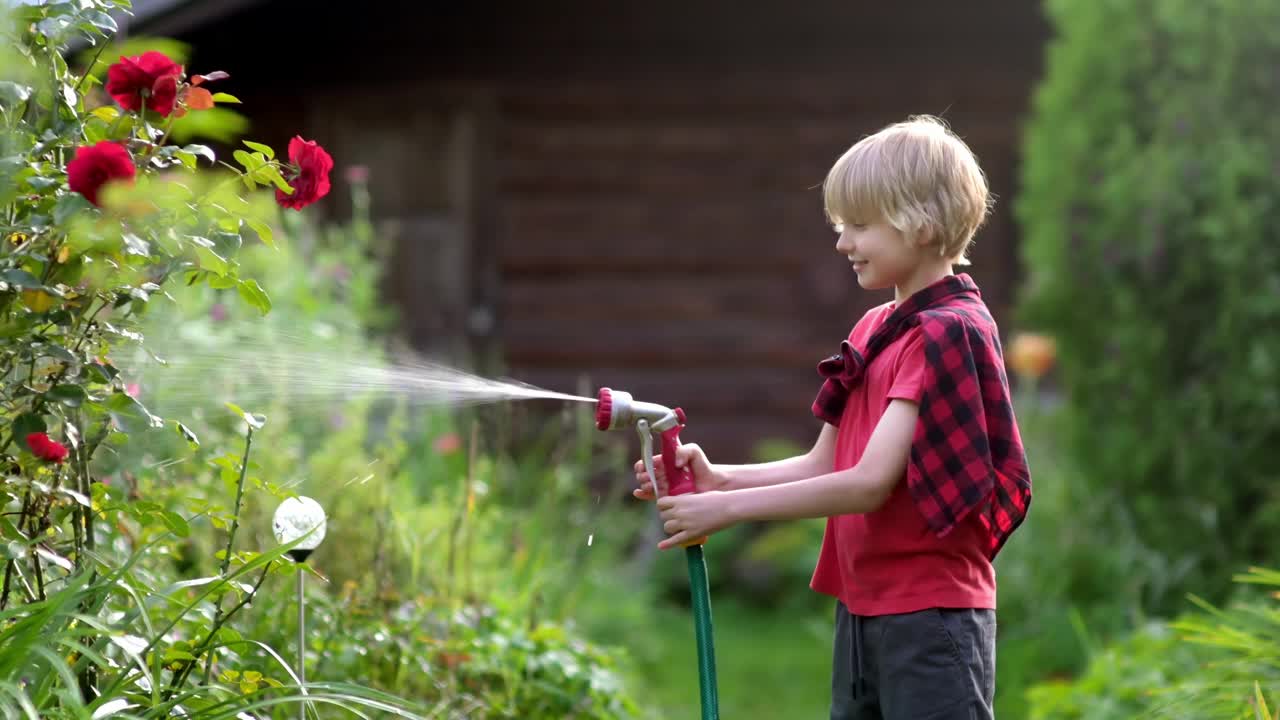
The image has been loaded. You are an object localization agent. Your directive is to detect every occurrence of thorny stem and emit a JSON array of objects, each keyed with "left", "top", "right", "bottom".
[
  {"left": 30, "top": 543, "right": 44, "bottom": 601},
  {"left": 0, "top": 486, "right": 34, "bottom": 610},
  {"left": 202, "top": 426, "right": 254, "bottom": 683},
  {"left": 168, "top": 565, "right": 270, "bottom": 698},
  {"left": 72, "top": 41, "right": 109, "bottom": 96}
]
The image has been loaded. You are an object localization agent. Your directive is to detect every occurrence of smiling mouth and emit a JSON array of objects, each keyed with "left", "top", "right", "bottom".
[{"left": 850, "top": 261, "right": 867, "bottom": 271}]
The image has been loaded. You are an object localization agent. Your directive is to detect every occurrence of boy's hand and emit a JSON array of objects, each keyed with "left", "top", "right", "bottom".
[
  {"left": 656, "top": 492, "right": 734, "bottom": 549},
  {"left": 632, "top": 442, "right": 721, "bottom": 500}
]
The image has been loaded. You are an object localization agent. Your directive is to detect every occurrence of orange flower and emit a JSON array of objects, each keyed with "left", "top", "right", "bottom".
[
  {"left": 433, "top": 433, "right": 462, "bottom": 454},
  {"left": 1007, "top": 333, "right": 1057, "bottom": 380}
]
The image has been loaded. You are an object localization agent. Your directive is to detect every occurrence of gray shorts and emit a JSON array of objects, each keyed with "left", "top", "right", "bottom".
[{"left": 830, "top": 602, "right": 996, "bottom": 720}]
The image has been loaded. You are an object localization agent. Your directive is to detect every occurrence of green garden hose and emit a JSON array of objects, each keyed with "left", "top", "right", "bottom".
[{"left": 686, "top": 544, "right": 720, "bottom": 719}]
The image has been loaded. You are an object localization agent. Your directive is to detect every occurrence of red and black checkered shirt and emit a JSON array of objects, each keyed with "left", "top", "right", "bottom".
[{"left": 811, "top": 273, "right": 1031, "bottom": 558}]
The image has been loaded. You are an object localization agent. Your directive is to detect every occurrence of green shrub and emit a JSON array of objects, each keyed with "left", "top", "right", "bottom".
[
  {"left": 1016, "top": 0, "right": 1280, "bottom": 612},
  {"left": 1027, "top": 567, "right": 1280, "bottom": 720}
]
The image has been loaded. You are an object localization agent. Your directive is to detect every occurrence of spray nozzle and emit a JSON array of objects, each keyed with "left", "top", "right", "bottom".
[
  {"left": 594, "top": 388, "right": 685, "bottom": 433},
  {"left": 594, "top": 386, "right": 701, "bottom": 525}
]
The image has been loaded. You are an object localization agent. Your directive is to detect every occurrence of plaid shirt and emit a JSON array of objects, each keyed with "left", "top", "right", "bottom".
[{"left": 811, "top": 274, "right": 1031, "bottom": 558}]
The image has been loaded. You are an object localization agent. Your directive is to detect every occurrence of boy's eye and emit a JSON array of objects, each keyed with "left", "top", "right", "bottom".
[{"left": 850, "top": 223, "right": 867, "bottom": 231}]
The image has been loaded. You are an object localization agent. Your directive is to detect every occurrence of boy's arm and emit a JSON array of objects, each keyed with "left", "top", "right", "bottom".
[
  {"left": 656, "top": 400, "right": 918, "bottom": 548},
  {"left": 716, "top": 424, "right": 837, "bottom": 491},
  {"left": 723, "top": 399, "right": 918, "bottom": 522}
]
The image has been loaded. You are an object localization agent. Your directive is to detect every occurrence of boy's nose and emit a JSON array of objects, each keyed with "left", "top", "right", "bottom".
[{"left": 835, "top": 232, "right": 854, "bottom": 255}]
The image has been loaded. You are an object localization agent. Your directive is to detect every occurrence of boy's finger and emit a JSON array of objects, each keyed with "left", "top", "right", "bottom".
[{"left": 658, "top": 531, "right": 690, "bottom": 550}]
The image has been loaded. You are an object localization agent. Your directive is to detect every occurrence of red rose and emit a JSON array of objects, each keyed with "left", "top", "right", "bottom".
[
  {"left": 105, "top": 51, "right": 183, "bottom": 117},
  {"left": 67, "top": 141, "right": 136, "bottom": 207},
  {"left": 25, "top": 432, "right": 69, "bottom": 464},
  {"left": 275, "top": 136, "right": 333, "bottom": 210}
]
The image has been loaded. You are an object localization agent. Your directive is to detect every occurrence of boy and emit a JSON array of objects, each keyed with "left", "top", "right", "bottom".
[{"left": 633, "top": 115, "right": 1031, "bottom": 719}]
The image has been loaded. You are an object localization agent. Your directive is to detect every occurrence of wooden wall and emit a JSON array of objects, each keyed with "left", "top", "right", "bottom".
[{"left": 168, "top": 0, "right": 1049, "bottom": 459}]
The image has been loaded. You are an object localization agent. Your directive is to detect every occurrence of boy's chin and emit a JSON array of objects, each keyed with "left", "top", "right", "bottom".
[{"left": 855, "top": 274, "right": 889, "bottom": 291}]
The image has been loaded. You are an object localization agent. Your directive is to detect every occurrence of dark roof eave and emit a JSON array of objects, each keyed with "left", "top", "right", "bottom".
[{"left": 120, "top": 0, "right": 271, "bottom": 37}]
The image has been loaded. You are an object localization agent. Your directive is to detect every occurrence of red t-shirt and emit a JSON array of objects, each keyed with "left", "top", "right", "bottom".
[{"left": 809, "top": 302, "right": 996, "bottom": 615}]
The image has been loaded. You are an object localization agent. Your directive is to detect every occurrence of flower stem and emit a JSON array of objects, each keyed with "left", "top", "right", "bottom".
[
  {"left": 202, "top": 425, "right": 254, "bottom": 683},
  {"left": 72, "top": 41, "right": 109, "bottom": 96}
]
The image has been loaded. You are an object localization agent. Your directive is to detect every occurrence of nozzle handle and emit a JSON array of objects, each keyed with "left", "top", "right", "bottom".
[
  {"left": 659, "top": 409, "right": 707, "bottom": 547},
  {"left": 660, "top": 423, "right": 696, "bottom": 497}
]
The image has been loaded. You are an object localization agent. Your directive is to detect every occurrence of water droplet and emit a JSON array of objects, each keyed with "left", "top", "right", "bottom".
[{"left": 587, "top": 534, "right": 594, "bottom": 547}]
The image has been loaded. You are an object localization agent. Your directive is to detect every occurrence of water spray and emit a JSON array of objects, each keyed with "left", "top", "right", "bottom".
[{"left": 594, "top": 388, "right": 720, "bottom": 720}]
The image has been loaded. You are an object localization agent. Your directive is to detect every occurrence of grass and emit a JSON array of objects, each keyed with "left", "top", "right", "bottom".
[{"left": 619, "top": 597, "right": 832, "bottom": 719}]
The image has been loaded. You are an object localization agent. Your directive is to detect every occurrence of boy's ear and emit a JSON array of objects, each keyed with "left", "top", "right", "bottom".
[{"left": 909, "top": 226, "right": 934, "bottom": 248}]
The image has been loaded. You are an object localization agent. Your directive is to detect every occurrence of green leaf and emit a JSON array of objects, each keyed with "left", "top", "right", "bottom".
[
  {"left": 48, "top": 384, "right": 88, "bottom": 408},
  {"left": 121, "top": 233, "right": 150, "bottom": 256},
  {"left": 107, "top": 392, "right": 164, "bottom": 429},
  {"left": 91, "top": 106, "right": 119, "bottom": 122},
  {"left": 244, "top": 217, "right": 274, "bottom": 248},
  {"left": 232, "top": 149, "right": 261, "bottom": 172},
  {"left": 194, "top": 244, "right": 228, "bottom": 276},
  {"left": 181, "top": 144, "right": 215, "bottom": 164},
  {"left": 207, "top": 274, "right": 237, "bottom": 290},
  {"left": 262, "top": 167, "right": 292, "bottom": 195},
  {"left": 175, "top": 421, "right": 200, "bottom": 449},
  {"left": 0, "top": 81, "right": 32, "bottom": 106},
  {"left": 13, "top": 413, "right": 46, "bottom": 439},
  {"left": 1, "top": 269, "right": 43, "bottom": 289},
  {"left": 237, "top": 278, "right": 271, "bottom": 316},
  {"left": 163, "top": 648, "right": 196, "bottom": 662},
  {"left": 225, "top": 403, "right": 265, "bottom": 430},
  {"left": 53, "top": 193, "right": 93, "bottom": 224},
  {"left": 86, "top": 362, "right": 119, "bottom": 383},
  {"left": 84, "top": 11, "right": 117, "bottom": 32},
  {"left": 26, "top": 176, "right": 58, "bottom": 190},
  {"left": 40, "top": 344, "right": 77, "bottom": 364},
  {"left": 242, "top": 140, "right": 273, "bottom": 158},
  {"left": 159, "top": 511, "right": 190, "bottom": 538}
]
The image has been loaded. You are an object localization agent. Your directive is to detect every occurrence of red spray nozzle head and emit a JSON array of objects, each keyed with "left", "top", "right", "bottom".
[{"left": 595, "top": 387, "right": 614, "bottom": 430}]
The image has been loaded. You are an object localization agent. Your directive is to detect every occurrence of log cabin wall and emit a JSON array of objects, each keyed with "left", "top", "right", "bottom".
[{"left": 157, "top": 0, "right": 1048, "bottom": 458}]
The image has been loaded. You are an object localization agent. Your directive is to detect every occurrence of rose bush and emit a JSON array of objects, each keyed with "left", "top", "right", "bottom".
[{"left": 0, "top": 2, "right": 424, "bottom": 717}]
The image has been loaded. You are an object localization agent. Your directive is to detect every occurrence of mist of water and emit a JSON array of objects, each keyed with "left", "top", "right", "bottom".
[{"left": 124, "top": 326, "right": 597, "bottom": 411}]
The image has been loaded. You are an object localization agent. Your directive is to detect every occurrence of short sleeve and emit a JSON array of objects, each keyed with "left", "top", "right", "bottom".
[{"left": 887, "top": 329, "right": 927, "bottom": 403}]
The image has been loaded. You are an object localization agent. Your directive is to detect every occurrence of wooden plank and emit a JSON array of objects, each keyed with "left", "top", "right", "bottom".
[
  {"left": 501, "top": 313, "right": 834, "bottom": 369},
  {"left": 498, "top": 195, "right": 829, "bottom": 270},
  {"left": 501, "top": 271, "right": 810, "bottom": 322}
]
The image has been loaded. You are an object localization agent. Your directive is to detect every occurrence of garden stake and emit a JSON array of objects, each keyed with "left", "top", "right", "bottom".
[
  {"left": 273, "top": 497, "right": 328, "bottom": 720},
  {"left": 595, "top": 388, "right": 720, "bottom": 720}
]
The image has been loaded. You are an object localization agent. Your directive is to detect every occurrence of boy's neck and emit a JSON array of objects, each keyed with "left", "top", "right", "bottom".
[{"left": 894, "top": 263, "right": 955, "bottom": 305}]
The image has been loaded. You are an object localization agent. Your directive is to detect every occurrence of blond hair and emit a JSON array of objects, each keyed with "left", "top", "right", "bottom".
[{"left": 823, "top": 115, "right": 992, "bottom": 265}]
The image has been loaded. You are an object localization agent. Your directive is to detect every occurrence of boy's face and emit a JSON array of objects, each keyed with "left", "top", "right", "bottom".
[{"left": 833, "top": 221, "right": 922, "bottom": 292}]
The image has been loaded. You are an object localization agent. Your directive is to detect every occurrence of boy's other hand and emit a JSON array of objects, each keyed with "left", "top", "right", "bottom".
[
  {"left": 632, "top": 442, "right": 721, "bottom": 500},
  {"left": 656, "top": 491, "right": 734, "bottom": 549}
]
